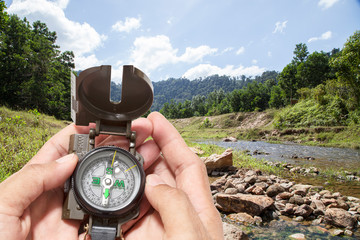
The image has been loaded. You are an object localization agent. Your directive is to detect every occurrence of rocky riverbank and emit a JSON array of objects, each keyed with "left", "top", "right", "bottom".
[{"left": 199, "top": 149, "right": 360, "bottom": 239}]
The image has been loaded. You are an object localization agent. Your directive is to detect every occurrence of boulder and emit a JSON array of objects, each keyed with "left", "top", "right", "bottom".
[
  {"left": 266, "top": 183, "right": 285, "bottom": 197},
  {"left": 202, "top": 149, "right": 233, "bottom": 173},
  {"left": 294, "top": 204, "right": 313, "bottom": 218},
  {"left": 216, "top": 193, "right": 274, "bottom": 216},
  {"left": 223, "top": 136, "right": 238, "bottom": 142},
  {"left": 223, "top": 222, "right": 249, "bottom": 240},
  {"left": 324, "top": 208, "right": 357, "bottom": 228}
]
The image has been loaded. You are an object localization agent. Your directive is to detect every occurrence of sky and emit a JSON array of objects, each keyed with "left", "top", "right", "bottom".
[{"left": 4, "top": 0, "right": 360, "bottom": 83}]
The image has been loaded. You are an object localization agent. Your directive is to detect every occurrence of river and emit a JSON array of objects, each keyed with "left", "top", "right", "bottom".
[
  {"left": 198, "top": 140, "right": 360, "bottom": 170},
  {"left": 200, "top": 140, "right": 360, "bottom": 239}
]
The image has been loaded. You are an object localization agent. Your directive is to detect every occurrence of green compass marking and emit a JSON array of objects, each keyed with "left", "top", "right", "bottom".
[
  {"left": 104, "top": 189, "right": 110, "bottom": 199},
  {"left": 113, "top": 179, "right": 125, "bottom": 189},
  {"left": 92, "top": 177, "right": 100, "bottom": 185}
]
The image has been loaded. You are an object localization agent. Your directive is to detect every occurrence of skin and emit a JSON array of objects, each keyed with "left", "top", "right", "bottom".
[{"left": 0, "top": 112, "right": 223, "bottom": 240}]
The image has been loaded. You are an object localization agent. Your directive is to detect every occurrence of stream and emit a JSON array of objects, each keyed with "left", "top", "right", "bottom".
[{"left": 199, "top": 140, "right": 360, "bottom": 239}]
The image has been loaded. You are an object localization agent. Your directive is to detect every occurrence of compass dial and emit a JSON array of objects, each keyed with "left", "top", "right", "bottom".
[{"left": 73, "top": 146, "right": 145, "bottom": 215}]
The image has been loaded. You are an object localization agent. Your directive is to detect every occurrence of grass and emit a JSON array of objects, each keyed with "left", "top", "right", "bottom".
[{"left": 0, "top": 106, "right": 67, "bottom": 181}]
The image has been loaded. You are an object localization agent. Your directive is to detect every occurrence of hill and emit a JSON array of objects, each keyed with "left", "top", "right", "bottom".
[{"left": 110, "top": 71, "right": 279, "bottom": 111}]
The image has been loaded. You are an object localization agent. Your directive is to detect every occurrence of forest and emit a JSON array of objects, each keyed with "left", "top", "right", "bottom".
[
  {"left": 1, "top": 0, "right": 359, "bottom": 128},
  {"left": 0, "top": 1, "right": 74, "bottom": 119}
]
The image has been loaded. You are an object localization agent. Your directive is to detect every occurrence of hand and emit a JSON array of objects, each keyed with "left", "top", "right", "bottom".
[
  {"left": 124, "top": 112, "right": 223, "bottom": 240},
  {"left": 0, "top": 117, "right": 159, "bottom": 240}
]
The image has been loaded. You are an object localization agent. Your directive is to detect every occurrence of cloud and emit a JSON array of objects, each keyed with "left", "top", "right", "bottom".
[
  {"left": 318, "top": 0, "right": 340, "bottom": 9},
  {"left": 308, "top": 31, "right": 332, "bottom": 42},
  {"left": 112, "top": 17, "right": 141, "bottom": 33},
  {"left": 267, "top": 51, "right": 272, "bottom": 57},
  {"left": 7, "top": 0, "right": 107, "bottom": 69},
  {"left": 221, "top": 47, "right": 234, "bottom": 54},
  {"left": 74, "top": 54, "right": 102, "bottom": 70},
  {"left": 236, "top": 46, "right": 245, "bottom": 55},
  {"left": 129, "top": 35, "right": 217, "bottom": 73},
  {"left": 182, "top": 64, "right": 265, "bottom": 80},
  {"left": 273, "top": 20, "right": 288, "bottom": 34}
]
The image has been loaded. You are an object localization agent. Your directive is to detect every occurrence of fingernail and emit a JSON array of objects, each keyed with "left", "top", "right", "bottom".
[
  {"left": 56, "top": 153, "right": 77, "bottom": 164},
  {"left": 146, "top": 174, "right": 165, "bottom": 186}
]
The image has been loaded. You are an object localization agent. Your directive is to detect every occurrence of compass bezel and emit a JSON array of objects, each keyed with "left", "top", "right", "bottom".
[{"left": 72, "top": 146, "right": 145, "bottom": 218}]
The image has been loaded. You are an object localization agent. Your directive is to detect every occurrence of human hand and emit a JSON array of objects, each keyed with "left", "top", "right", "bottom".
[
  {"left": 124, "top": 112, "right": 223, "bottom": 240},
  {"left": 0, "top": 117, "right": 159, "bottom": 240}
]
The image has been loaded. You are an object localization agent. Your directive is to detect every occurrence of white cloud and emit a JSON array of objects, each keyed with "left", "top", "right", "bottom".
[
  {"left": 182, "top": 64, "right": 265, "bottom": 80},
  {"left": 112, "top": 17, "right": 141, "bottom": 33},
  {"left": 129, "top": 35, "right": 217, "bottom": 73},
  {"left": 267, "top": 51, "right": 272, "bottom": 57},
  {"left": 318, "top": 0, "right": 340, "bottom": 9},
  {"left": 74, "top": 54, "right": 102, "bottom": 70},
  {"left": 236, "top": 46, "right": 245, "bottom": 55},
  {"left": 273, "top": 20, "right": 288, "bottom": 34},
  {"left": 7, "top": 0, "right": 107, "bottom": 70},
  {"left": 308, "top": 31, "right": 332, "bottom": 42},
  {"left": 252, "top": 59, "right": 258, "bottom": 64},
  {"left": 221, "top": 47, "right": 234, "bottom": 54}
]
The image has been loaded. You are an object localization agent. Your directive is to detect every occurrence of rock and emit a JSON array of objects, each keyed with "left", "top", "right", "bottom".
[
  {"left": 289, "top": 195, "right": 304, "bottom": 205},
  {"left": 289, "top": 233, "right": 306, "bottom": 240},
  {"left": 328, "top": 200, "right": 349, "bottom": 210},
  {"left": 277, "top": 192, "right": 292, "bottom": 200},
  {"left": 281, "top": 203, "right": 296, "bottom": 215},
  {"left": 223, "top": 136, "right": 238, "bottom": 142},
  {"left": 210, "top": 178, "right": 227, "bottom": 191},
  {"left": 294, "top": 216, "right": 304, "bottom": 222},
  {"left": 228, "top": 212, "right": 256, "bottom": 225},
  {"left": 324, "top": 208, "right": 357, "bottom": 228},
  {"left": 216, "top": 193, "right": 274, "bottom": 216},
  {"left": 244, "top": 176, "right": 257, "bottom": 185},
  {"left": 189, "top": 147, "right": 205, "bottom": 155},
  {"left": 310, "top": 199, "right": 326, "bottom": 212},
  {"left": 332, "top": 229, "right": 344, "bottom": 236},
  {"left": 294, "top": 204, "right": 313, "bottom": 218},
  {"left": 344, "top": 229, "right": 353, "bottom": 236},
  {"left": 291, "top": 184, "right": 312, "bottom": 193},
  {"left": 225, "top": 188, "right": 238, "bottom": 194},
  {"left": 223, "top": 222, "right": 249, "bottom": 240},
  {"left": 266, "top": 183, "right": 285, "bottom": 197},
  {"left": 202, "top": 149, "right": 233, "bottom": 173}
]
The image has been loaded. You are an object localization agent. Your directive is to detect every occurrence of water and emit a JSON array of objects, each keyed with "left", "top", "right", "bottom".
[{"left": 198, "top": 140, "right": 360, "bottom": 170}]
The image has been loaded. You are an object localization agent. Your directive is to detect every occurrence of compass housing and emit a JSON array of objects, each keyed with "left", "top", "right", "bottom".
[{"left": 72, "top": 146, "right": 145, "bottom": 218}]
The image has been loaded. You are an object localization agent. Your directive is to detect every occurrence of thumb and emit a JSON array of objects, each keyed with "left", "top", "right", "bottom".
[
  {"left": 145, "top": 174, "right": 210, "bottom": 239},
  {"left": 0, "top": 154, "right": 78, "bottom": 217}
]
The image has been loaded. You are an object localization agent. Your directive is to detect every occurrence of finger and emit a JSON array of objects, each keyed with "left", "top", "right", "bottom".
[
  {"left": 145, "top": 156, "right": 176, "bottom": 187},
  {"left": 145, "top": 174, "right": 210, "bottom": 239},
  {"left": 0, "top": 154, "right": 78, "bottom": 217},
  {"left": 136, "top": 140, "right": 160, "bottom": 170}
]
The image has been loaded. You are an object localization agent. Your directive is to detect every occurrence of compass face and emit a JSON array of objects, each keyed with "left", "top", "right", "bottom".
[{"left": 73, "top": 146, "right": 145, "bottom": 215}]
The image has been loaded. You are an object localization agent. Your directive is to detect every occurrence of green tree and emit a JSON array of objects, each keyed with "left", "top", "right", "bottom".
[
  {"left": 331, "top": 30, "right": 360, "bottom": 108},
  {"left": 278, "top": 63, "right": 297, "bottom": 102},
  {"left": 292, "top": 43, "right": 309, "bottom": 64}
]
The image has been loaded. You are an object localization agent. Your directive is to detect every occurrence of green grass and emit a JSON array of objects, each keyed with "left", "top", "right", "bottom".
[{"left": 0, "top": 106, "right": 67, "bottom": 181}]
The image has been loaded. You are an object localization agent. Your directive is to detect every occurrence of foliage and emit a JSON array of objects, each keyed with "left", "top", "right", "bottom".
[
  {"left": 0, "top": 4, "right": 74, "bottom": 119},
  {"left": 330, "top": 30, "right": 360, "bottom": 108}
]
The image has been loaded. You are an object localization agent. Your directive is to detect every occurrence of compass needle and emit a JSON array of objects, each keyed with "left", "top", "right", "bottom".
[{"left": 111, "top": 150, "right": 117, "bottom": 167}]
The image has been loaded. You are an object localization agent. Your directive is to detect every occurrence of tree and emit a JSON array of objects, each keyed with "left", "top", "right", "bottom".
[
  {"left": 296, "top": 51, "right": 330, "bottom": 88},
  {"left": 278, "top": 63, "right": 297, "bottom": 102},
  {"left": 292, "top": 43, "right": 309, "bottom": 64},
  {"left": 331, "top": 30, "right": 360, "bottom": 108}
]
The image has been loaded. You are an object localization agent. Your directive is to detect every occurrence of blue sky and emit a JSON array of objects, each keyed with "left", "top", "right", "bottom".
[{"left": 4, "top": 0, "right": 360, "bottom": 83}]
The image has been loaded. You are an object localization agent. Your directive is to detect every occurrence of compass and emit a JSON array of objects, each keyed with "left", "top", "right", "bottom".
[
  {"left": 62, "top": 65, "right": 153, "bottom": 240},
  {"left": 73, "top": 146, "right": 145, "bottom": 217}
]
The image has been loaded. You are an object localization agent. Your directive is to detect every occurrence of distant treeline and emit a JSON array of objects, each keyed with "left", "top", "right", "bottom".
[
  {"left": 1, "top": 1, "right": 74, "bottom": 119},
  {"left": 158, "top": 31, "right": 360, "bottom": 127}
]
